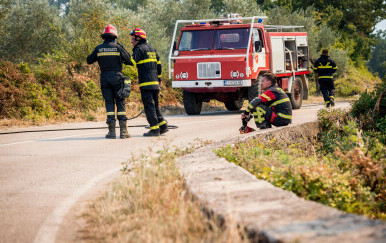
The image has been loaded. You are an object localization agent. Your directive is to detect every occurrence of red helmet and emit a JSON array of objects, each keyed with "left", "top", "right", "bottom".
[
  {"left": 130, "top": 28, "right": 147, "bottom": 40},
  {"left": 101, "top": 24, "right": 118, "bottom": 38}
]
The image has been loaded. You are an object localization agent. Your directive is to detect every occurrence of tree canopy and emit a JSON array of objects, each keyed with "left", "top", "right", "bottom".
[{"left": 0, "top": 0, "right": 384, "bottom": 78}]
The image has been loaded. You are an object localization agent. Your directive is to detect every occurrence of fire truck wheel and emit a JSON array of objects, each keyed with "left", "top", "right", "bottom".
[
  {"left": 224, "top": 99, "right": 244, "bottom": 111},
  {"left": 289, "top": 77, "right": 303, "bottom": 109},
  {"left": 183, "top": 91, "right": 202, "bottom": 115},
  {"left": 248, "top": 78, "right": 261, "bottom": 102}
]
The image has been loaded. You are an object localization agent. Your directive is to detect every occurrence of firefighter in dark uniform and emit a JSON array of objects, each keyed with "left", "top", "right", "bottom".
[
  {"left": 87, "top": 24, "right": 133, "bottom": 139},
  {"left": 242, "top": 73, "right": 292, "bottom": 129},
  {"left": 314, "top": 49, "right": 338, "bottom": 107},
  {"left": 130, "top": 28, "right": 168, "bottom": 136}
]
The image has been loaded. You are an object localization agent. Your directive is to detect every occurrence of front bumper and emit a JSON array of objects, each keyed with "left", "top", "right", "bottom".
[{"left": 172, "top": 79, "right": 251, "bottom": 88}]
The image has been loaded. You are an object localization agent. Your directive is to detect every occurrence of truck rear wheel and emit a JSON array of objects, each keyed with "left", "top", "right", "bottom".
[
  {"left": 289, "top": 77, "right": 303, "bottom": 109},
  {"left": 183, "top": 91, "right": 202, "bottom": 115},
  {"left": 224, "top": 99, "right": 244, "bottom": 111}
]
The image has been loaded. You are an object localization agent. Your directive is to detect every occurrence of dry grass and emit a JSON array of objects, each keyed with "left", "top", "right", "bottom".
[{"left": 79, "top": 143, "right": 246, "bottom": 242}]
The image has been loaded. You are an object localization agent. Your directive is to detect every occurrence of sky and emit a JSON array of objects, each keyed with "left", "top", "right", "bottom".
[{"left": 374, "top": 19, "right": 386, "bottom": 32}]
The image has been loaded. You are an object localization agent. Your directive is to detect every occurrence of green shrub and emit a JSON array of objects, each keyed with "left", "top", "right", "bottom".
[
  {"left": 351, "top": 78, "right": 386, "bottom": 143},
  {"left": 217, "top": 108, "right": 385, "bottom": 219},
  {"left": 335, "top": 65, "right": 381, "bottom": 97}
]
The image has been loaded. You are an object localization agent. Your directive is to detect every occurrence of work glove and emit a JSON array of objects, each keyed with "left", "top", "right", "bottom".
[
  {"left": 241, "top": 111, "right": 251, "bottom": 121},
  {"left": 118, "top": 78, "right": 131, "bottom": 99}
]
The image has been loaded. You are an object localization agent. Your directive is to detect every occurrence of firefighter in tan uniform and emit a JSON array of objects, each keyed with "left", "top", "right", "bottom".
[{"left": 241, "top": 73, "right": 292, "bottom": 130}]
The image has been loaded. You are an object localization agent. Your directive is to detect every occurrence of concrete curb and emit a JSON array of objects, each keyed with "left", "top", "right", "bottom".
[{"left": 176, "top": 122, "right": 386, "bottom": 242}]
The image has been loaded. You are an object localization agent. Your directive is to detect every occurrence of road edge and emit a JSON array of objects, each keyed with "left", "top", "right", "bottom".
[{"left": 176, "top": 122, "right": 386, "bottom": 242}]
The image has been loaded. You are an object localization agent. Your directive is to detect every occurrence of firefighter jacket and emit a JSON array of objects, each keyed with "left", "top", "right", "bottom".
[
  {"left": 245, "top": 85, "right": 292, "bottom": 121},
  {"left": 131, "top": 40, "right": 162, "bottom": 90},
  {"left": 87, "top": 39, "right": 132, "bottom": 73},
  {"left": 313, "top": 55, "right": 337, "bottom": 79}
]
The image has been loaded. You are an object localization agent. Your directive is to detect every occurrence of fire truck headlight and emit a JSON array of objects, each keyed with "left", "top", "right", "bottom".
[
  {"left": 231, "top": 71, "right": 239, "bottom": 78},
  {"left": 240, "top": 73, "right": 244, "bottom": 78},
  {"left": 173, "top": 50, "right": 179, "bottom": 56}
]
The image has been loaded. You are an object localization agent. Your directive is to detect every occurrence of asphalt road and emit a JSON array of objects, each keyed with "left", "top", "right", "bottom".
[{"left": 0, "top": 102, "right": 349, "bottom": 243}]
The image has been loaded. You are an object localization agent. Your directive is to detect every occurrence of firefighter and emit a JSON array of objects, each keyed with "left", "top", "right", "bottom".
[
  {"left": 87, "top": 24, "right": 133, "bottom": 139},
  {"left": 241, "top": 73, "right": 292, "bottom": 129},
  {"left": 314, "top": 49, "right": 338, "bottom": 107},
  {"left": 130, "top": 28, "right": 168, "bottom": 136}
]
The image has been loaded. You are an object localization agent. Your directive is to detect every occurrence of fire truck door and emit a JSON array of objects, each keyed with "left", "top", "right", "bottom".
[{"left": 252, "top": 28, "right": 266, "bottom": 72}]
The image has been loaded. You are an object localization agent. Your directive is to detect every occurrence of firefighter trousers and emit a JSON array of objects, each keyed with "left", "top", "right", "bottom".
[
  {"left": 100, "top": 72, "right": 127, "bottom": 123},
  {"left": 253, "top": 105, "right": 291, "bottom": 128},
  {"left": 140, "top": 89, "right": 165, "bottom": 130},
  {"left": 319, "top": 78, "right": 335, "bottom": 103}
]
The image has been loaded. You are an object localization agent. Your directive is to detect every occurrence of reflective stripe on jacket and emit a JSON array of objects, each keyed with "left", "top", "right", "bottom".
[
  {"left": 246, "top": 85, "right": 292, "bottom": 119},
  {"left": 314, "top": 55, "right": 337, "bottom": 79},
  {"left": 87, "top": 40, "right": 132, "bottom": 72},
  {"left": 132, "top": 40, "right": 162, "bottom": 90}
]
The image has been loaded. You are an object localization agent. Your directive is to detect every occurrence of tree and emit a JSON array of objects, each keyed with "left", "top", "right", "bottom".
[
  {"left": 264, "top": 0, "right": 386, "bottom": 63},
  {"left": 368, "top": 30, "right": 386, "bottom": 78},
  {"left": 0, "top": 0, "right": 63, "bottom": 62}
]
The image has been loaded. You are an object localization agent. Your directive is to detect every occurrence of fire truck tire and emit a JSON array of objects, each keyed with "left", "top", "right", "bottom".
[
  {"left": 224, "top": 99, "right": 244, "bottom": 111},
  {"left": 183, "top": 91, "right": 202, "bottom": 115},
  {"left": 289, "top": 77, "right": 303, "bottom": 109},
  {"left": 248, "top": 79, "right": 261, "bottom": 102}
]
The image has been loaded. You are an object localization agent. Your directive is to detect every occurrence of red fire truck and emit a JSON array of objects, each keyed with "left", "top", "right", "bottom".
[{"left": 169, "top": 15, "right": 310, "bottom": 115}]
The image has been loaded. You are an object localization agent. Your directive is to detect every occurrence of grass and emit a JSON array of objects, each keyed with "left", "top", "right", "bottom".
[
  {"left": 216, "top": 109, "right": 386, "bottom": 220},
  {"left": 79, "top": 142, "right": 246, "bottom": 242}
]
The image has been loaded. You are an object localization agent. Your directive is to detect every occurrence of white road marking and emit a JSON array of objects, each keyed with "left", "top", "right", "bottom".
[
  {"left": 30, "top": 116, "right": 239, "bottom": 242},
  {"left": 0, "top": 116, "right": 238, "bottom": 147},
  {"left": 0, "top": 132, "right": 103, "bottom": 147},
  {"left": 33, "top": 167, "right": 120, "bottom": 243}
]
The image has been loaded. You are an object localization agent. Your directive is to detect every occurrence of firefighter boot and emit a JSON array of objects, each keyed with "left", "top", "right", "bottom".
[
  {"left": 106, "top": 121, "right": 116, "bottom": 139},
  {"left": 143, "top": 129, "right": 160, "bottom": 137},
  {"left": 330, "top": 97, "right": 335, "bottom": 107},
  {"left": 119, "top": 120, "right": 131, "bottom": 139},
  {"left": 160, "top": 121, "right": 169, "bottom": 135}
]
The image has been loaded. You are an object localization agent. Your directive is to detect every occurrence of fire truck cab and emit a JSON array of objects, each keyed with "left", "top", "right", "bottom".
[{"left": 169, "top": 15, "right": 310, "bottom": 115}]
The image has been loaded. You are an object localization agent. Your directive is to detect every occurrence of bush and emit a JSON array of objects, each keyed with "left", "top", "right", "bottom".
[
  {"left": 335, "top": 65, "right": 381, "bottom": 97},
  {"left": 217, "top": 108, "right": 386, "bottom": 219},
  {"left": 351, "top": 78, "right": 386, "bottom": 143}
]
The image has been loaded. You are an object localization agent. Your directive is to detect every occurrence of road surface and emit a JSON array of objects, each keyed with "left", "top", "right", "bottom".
[{"left": 0, "top": 102, "right": 349, "bottom": 243}]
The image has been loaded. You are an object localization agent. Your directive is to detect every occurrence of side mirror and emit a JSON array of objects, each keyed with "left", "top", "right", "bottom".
[
  {"left": 254, "top": 41, "right": 262, "bottom": 52},
  {"left": 172, "top": 41, "right": 177, "bottom": 52}
]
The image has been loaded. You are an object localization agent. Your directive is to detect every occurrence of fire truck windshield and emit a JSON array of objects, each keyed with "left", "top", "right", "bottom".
[
  {"left": 214, "top": 28, "right": 249, "bottom": 50},
  {"left": 178, "top": 30, "right": 214, "bottom": 51},
  {"left": 178, "top": 28, "right": 250, "bottom": 51}
]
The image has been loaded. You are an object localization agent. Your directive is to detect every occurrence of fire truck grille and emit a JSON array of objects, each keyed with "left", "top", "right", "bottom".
[{"left": 197, "top": 62, "right": 221, "bottom": 79}]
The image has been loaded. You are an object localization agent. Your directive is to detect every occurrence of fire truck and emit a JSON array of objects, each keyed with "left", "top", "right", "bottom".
[{"left": 168, "top": 15, "right": 310, "bottom": 115}]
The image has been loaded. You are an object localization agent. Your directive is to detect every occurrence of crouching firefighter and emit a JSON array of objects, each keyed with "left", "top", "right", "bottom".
[
  {"left": 241, "top": 73, "right": 292, "bottom": 131},
  {"left": 87, "top": 24, "right": 133, "bottom": 139},
  {"left": 130, "top": 28, "right": 168, "bottom": 136}
]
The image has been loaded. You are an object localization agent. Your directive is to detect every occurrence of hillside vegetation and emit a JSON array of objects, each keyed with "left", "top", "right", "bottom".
[
  {"left": 0, "top": 0, "right": 384, "bottom": 124},
  {"left": 217, "top": 80, "right": 386, "bottom": 219}
]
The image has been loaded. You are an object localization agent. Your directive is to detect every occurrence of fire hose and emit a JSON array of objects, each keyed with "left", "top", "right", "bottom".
[{"left": 0, "top": 109, "right": 178, "bottom": 135}]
